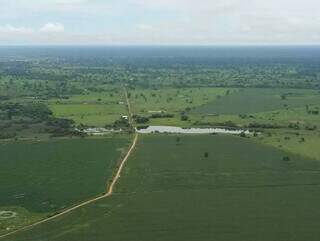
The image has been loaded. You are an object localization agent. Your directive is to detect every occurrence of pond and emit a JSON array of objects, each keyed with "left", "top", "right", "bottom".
[{"left": 136, "top": 126, "right": 250, "bottom": 135}]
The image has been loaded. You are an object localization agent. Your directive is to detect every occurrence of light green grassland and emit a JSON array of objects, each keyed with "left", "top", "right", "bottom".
[
  {"left": 254, "top": 129, "right": 320, "bottom": 161},
  {"left": 48, "top": 91, "right": 127, "bottom": 126},
  {"left": 188, "top": 104, "right": 320, "bottom": 128},
  {"left": 193, "top": 88, "right": 320, "bottom": 115},
  {"left": 128, "top": 87, "right": 320, "bottom": 128},
  {"left": 0, "top": 135, "right": 130, "bottom": 235},
  {"left": 6, "top": 134, "right": 320, "bottom": 241},
  {"left": 49, "top": 104, "right": 123, "bottom": 126},
  {"left": 254, "top": 106, "right": 320, "bottom": 125},
  {"left": 129, "top": 87, "right": 229, "bottom": 114}
]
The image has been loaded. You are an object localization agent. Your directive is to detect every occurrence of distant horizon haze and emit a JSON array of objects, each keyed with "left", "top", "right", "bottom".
[{"left": 0, "top": 0, "right": 319, "bottom": 45}]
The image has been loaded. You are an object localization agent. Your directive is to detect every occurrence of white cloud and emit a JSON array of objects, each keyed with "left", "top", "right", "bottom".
[
  {"left": 1, "top": 0, "right": 320, "bottom": 44},
  {"left": 0, "top": 24, "right": 33, "bottom": 34},
  {"left": 40, "top": 22, "right": 65, "bottom": 33}
]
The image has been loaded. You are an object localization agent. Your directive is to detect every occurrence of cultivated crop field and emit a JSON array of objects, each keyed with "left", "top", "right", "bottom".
[
  {"left": 0, "top": 135, "right": 130, "bottom": 235},
  {"left": 6, "top": 134, "right": 320, "bottom": 241}
]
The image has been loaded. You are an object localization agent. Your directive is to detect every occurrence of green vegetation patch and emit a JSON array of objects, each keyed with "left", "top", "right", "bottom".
[
  {"left": 129, "top": 87, "right": 227, "bottom": 114},
  {"left": 255, "top": 129, "right": 320, "bottom": 161},
  {"left": 7, "top": 135, "right": 320, "bottom": 241},
  {"left": 194, "top": 88, "right": 320, "bottom": 115},
  {"left": 49, "top": 103, "right": 123, "bottom": 127},
  {"left": 48, "top": 91, "right": 127, "bottom": 127}
]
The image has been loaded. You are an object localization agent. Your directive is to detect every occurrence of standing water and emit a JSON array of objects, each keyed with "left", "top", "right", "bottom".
[{"left": 136, "top": 126, "right": 250, "bottom": 135}]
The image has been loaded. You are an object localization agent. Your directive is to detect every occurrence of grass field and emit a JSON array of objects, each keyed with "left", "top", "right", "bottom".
[
  {"left": 129, "top": 87, "right": 228, "bottom": 114},
  {"left": 6, "top": 134, "right": 320, "bottom": 241},
  {"left": 48, "top": 91, "right": 127, "bottom": 127},
  {"left": 254, "top": 129, "right": 320, "bottom": 161},
  {"left": 0, "top": 135, "right": 130, "bottom": 234},
  {"left": 128, "top": 87, "right": 320, "bottom": 128},
  {"left": 194, "top": 88, "right": 320, "bottom": 115}
]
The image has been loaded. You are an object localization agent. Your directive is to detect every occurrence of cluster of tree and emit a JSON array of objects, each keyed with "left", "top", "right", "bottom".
[
  {"left": 45, "top": 118, "right": 75, "bottom": 136},
  {"left": 214, "top": 121, "right": 238, "bottom": 128},
  {"left": 0, "top": 102, "right": 77, "bottom": 138},
  {"left": 288, "top": 122, "right": 300, "bottom": 130},
  {"left": 283, "top": 156, "right": 291, "bottom": 162},
  {"left": 308, "top": 110, "right": 319, "bottom": 115},
  {"left": 288, "top": 122, "right": 317, "bottom": 131},
  {"left": 0, "top": 102, "right": 53, "bottom": 121},
  {"left": 133, "top": 113, "right": 175, "bottom": 124},
  {"left": 111, "top": 117, "right": 130, "bottom": 128},
  {"left": 0, "top": 132, "right": 16, "bottom": 140},
  {"left": 247, "top": 123, "right": 281, "bottom": 129},
  {"left": 149, "top": 113, "right": 174, "bottom": 119},
  {"left": 180, "top": 111, "right": 189, "bottom": 121},
  {"left": 305, "top": 105, "right": 319, "bottom": 115},
  {"left": 305, "top": 125, "right": 317, "bottom": 131},
  {"left": 239, "top": 114, "right": 255, "bottom": 119},
  {"left": 180, "top": 114, "right": 189, "bottom": 121},
  {"left": 136, "top": 125, "right": 149, "bottom": 130},
  {"left": 133, "top": 115, "right": 149, "bottom": 124}
]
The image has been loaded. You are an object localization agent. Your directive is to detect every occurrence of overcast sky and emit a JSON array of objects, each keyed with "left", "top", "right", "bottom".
[{"left": 0, "top": 0, "right": 319, "bottom": 45}]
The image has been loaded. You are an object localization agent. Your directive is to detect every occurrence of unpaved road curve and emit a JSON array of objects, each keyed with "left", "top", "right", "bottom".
[
  {"left": 0, "top": 86, "right": 138, "bottom": 240},
  {"left": 0, "top": 133, "right": 139, "bottom": 239},
  {"left": 0, "top": 133, "right": 138, "bottom": 240}
]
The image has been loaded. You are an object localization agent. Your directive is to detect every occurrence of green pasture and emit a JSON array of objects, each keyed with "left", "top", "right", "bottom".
[
  {"left": 48, "top": 91, "right": 127, "bottom": 126},
  {"left": 49, "top": 103, "right": 124, "bottom": 126},
  {"left": 255, "top": 129, "right": 320, "bottom": 161},
  {"left": 129, "top": 87, "right": 228, "bottom": 114},
  {"left": 255, "top": 105, "right": 320, "bottom": 125},
  {"left": 130, "top": 87, "right": 320, "bottom": 128},
  {"left": 194, "top": 88, "right": 320, "bottom": 115}
]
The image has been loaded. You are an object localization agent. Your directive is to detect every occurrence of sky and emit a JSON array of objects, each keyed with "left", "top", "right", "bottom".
[{"left": 0, "top": 0, "right": 319, "bottom": 45}]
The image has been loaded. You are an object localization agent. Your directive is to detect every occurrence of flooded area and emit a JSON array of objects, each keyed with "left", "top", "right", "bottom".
[
  {"left": 76, "top": 128, "right": 122, "bottom": 136},
  {"left": 136, "top": 126, "right": 250, "bottom": 135}
]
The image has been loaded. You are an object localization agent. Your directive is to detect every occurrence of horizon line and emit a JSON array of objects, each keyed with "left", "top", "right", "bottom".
[{"left": 0, "top": 43, "right": 320, "bottom": 48}]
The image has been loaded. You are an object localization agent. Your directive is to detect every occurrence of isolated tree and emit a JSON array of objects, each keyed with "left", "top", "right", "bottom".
[
  {"left": 283, "top": 156, "right": 291, "bottom": 162},
  {"left": 204, "top": 152, "right": 209, "bottom": 158},
  {"left": 181, "top": 114, "right": 189, "bottom": 121}
]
